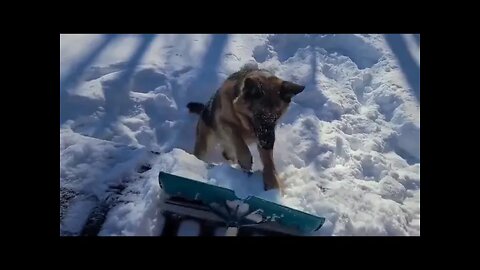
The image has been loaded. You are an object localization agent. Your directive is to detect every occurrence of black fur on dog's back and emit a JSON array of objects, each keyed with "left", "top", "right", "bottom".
[{"left": 187, "top": 90, "right": 220, "bottom": 129}]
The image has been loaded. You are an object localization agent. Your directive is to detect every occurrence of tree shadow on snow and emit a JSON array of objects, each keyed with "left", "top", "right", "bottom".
[
  {"left": 384, "top": 34, "right": 420, "bottom": 103},
  {"left": 60, "top": 34, "right": 118, "bottom": 95},
  {"left": 281, "top": 36, "right": 330, "bottom": 124},
  {"left": 182, "top": 34, "right": 230, "bottom": 105},
  {"left": 60, "top": 34, "right": 157, "bottom": 127},
  {"left": 163, "top": 34, "right": 230, "bottom": 154},
  {"left": 92, "top": 34, "right": 156, "bottom": 138},
  {"left": 60, "top": 34, "right": 119, "bottom": 124},
  {"left": 413, "top": 34, "right": 420, "bottom": 47}
]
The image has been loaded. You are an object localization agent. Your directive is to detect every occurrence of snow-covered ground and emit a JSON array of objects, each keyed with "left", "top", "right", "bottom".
[{"left": 60, "top": 34, "right": 420, "bottom": 236}]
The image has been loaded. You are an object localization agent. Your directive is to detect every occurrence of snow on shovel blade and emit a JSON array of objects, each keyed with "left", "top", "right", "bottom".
[
  {"left": 158, "top": 171, "right": 326, "bottom": 235},
  {"left": 243, "top": 196, "right": 325, "bottom": 234}
]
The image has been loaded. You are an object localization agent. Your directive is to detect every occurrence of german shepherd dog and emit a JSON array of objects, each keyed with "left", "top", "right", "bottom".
[{"left": 187, "top": 64, "right": 305, "bottom": 191}]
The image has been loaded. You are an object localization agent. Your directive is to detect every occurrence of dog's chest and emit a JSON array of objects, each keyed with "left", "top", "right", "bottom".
[
  {"left": 242, "top": 127, "right": 258, "bottom": 146},
  {"left": 240, "top": 126, "right": 256, "bottom": 143},
  {"left": 236, "top": 113, "right": 256, "bottom": 142}
]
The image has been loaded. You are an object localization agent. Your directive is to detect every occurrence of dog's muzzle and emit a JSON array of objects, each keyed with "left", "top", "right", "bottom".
[{"left": 253, "top": 111, "right": 278, "bottom": 150}]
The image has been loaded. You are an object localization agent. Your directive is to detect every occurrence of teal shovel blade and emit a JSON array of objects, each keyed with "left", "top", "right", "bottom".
[{"left": 158, "top": 171, "right": 325, "bottom": 235}]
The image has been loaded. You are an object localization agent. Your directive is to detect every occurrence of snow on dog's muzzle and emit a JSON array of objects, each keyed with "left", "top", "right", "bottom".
[{"left": 253, "top": 111, "right": 278, "bottom": 150}]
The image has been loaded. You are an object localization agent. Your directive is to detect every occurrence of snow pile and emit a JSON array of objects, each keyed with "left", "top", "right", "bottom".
[
  {"left": 60, "top": 34, "right": 420, "bottom": 236},
  {"left": 156, "top": 148, "right": 282, "bottom": 201}
]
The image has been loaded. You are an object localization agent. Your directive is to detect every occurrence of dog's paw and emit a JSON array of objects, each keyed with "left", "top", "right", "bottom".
[
  {"left": 238, "top": 154, "right": 253, "bottom": 172},
  {"left": 206, "top": 163, "right": 216, "bottom": 169},
  {"left": 222, "top": 150, "right": 235, "bottom": 162},
  {"left": 263, "top": 171, "right": 284, "bottom": 191}
]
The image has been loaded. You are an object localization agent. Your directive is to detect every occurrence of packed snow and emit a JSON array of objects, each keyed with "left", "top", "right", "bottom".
[{"left": 60, "top": 34, "right": 420, "bottom": 236}]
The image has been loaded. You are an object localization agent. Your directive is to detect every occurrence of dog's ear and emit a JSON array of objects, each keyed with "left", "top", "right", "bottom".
[
  {"left": 280, "top": 81, "right": 305, "bottom": 102},
  {"left": 244, "top": 77, "right": 264, "bottom": 99}
]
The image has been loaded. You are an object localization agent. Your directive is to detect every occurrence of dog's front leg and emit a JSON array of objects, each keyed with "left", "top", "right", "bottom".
[
  {"left": 257, "top": 146, "right": 282, "bottom": 191},
  {"left": 255, "top": 122, "right": 282, "bottom": 191},
  {"left": 255, "top": 127, "right": 283, "bottom": 191},
  {"left": 220, "top": 122, "right": 253, "bottom": 172}
]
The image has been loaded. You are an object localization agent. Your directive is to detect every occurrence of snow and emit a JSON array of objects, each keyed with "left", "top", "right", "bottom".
[{"left": 60, "top": 34, "right": 420, "bottom": 236}]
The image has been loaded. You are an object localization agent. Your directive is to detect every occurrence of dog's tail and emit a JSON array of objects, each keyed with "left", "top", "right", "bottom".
[{"left": 186, "top": 102, "right": 205, "bottom": 115}]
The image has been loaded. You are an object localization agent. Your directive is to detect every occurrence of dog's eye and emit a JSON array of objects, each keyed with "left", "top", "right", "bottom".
[
  {"left": 280, "top": 92, "right": 293, "bottom": 103},
  {"left": 244, "top": 78, "right": 264, "bottom": 100},
  {"left": 246, "top": 86, "right": 264, "bottom": 99},
  {"left": 251, "top": 86, "right": 264, "bottom": 99}
]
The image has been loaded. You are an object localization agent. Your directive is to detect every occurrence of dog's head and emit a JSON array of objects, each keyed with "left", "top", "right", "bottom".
[{"left": 233, "top": 71, "right": 305, "bottom": 149}]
